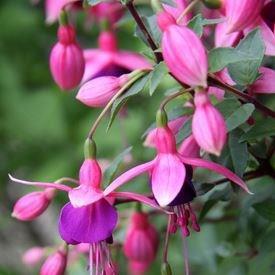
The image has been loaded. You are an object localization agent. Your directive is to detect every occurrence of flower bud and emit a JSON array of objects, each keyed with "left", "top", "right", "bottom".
[
  {"left": 50, "top": 24, "right": 85, "bottom": 90},
  {"left": 192, "top": 91, "right": 227, "bottom": 156},
  {"left": 158, "top": 12, "right": 208, "bottom": 88},
  {"left": 12, "top": 189, "right": 54, "bottom": 221},
  {"left": 22, "top": 247, "right": 45, "bottom": 267},
  {"left": 76, "top": 74, "right": 129, "bottom": 107},
  {"left": 40, "top": 248, "right": 67, "bottom": 275},
  {"left": 123, "top": 212, "right": 159, "bottom": 274},
  {"left": 225, "top": 0, "right": 265, "bottom": 33}
]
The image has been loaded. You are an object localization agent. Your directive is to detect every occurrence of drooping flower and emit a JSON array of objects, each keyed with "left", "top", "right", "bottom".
[
  {"left": 178, "top": 134, "right": 200, "bottom": 158},
  {"left": 157, "top": 11, "right": 208, "bottom": 88},
  {"left": 248, "top": 67, "right": 275, "bottom": 94},
  {"left": 224, "top": 0, "right": 265, "bottom": 33},
  {"left": 123, "top": 211, "right": 159, "bottom": 275},
  {"left": 12, "top": 188, "right": 55, "bottom": 221},
  {"left": 192, "top": 90, "right": 227, "bottom": 156},
  {"left": 22, "top": 247, "right": 45, "bottom": 267},
  {"left": 82, "top": 31, "right": 151, "bottom": 83},
  {"left": 40, "top": 247, "right": 68, "bottom": 275},
  {"left": 50, "top": 24, "right": 85, "bottom": 90}
]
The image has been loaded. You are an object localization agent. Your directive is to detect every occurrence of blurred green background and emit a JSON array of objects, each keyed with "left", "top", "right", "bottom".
[{"left": 1, "top": 1, "right": 275, "bottom": 275}]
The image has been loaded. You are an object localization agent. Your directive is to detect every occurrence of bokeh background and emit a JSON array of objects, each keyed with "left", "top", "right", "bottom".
[{"left": 1, "top": 1, "right": 275, "bottom": 275}]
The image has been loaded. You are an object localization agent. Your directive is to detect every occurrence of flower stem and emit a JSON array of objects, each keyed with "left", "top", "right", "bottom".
[
  {"left": 125, "top": 0, "right": 163, "bottom": 63},
  {"left": 163, "top": 214, "right": 172, "bottom": 263},
  {"left": 87, "top": 70, "right": 146, "bottom": 139},
  {"left": 177, "top": 0, "right": 200, "bottom": 24},
  {"left": 183, "top": 238, "right": 190, "bottom": 275},
  {"left": 159, "top": 88, "right": 193, "bottom": 110}
]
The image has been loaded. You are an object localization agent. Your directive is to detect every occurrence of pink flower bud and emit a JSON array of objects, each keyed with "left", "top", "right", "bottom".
[
  {"left": 192, "top": 91, "right": 227, "bottom": 156},
  {"left": 50, "top": 25, "right": 85, "bottom": 90},
  {"left": 158, "top": 12, "right": 208, "bottom": 88},
  {"left": 225, "top": 0, "right": 265, "bottom": 33},
  {"left": 178, "top": 134, "right": 200, "bottom": 158},
  {"left": 40, "top": 249, "right": 67, "bottom": 275},
  {"left": 76, "top": 74, "right": 129, "bottom": 107},
  {"left": 12, "top": 189, "right": 54, "bottom": 221},
  {"left": 249, "top": 67, "right": 275, "bottom": 94},
  {"left": 22, "top": 247, "right": 45, "bottom": 267},
  {"left": 123, "top": 212, "right": 159, "bottom": 274}
]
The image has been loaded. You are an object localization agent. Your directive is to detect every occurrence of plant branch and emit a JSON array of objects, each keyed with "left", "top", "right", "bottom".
[{"left": 125, "top": 0, "right": 163, "bottom": 63}]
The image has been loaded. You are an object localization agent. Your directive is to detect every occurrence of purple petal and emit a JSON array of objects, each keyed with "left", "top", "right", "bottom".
[
  {"left": 151, "top": 154, "right": 186, "bottom": 207},
  {"left": 59, "top": 199, "right": 118, "bottom": 244}
]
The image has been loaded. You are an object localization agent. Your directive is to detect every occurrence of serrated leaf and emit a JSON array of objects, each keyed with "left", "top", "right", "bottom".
[
  {"left": 107, "top": 73, "right": 150, "bottom": 131},
  {"left": 226, "top": 103, "right": 255, "bottom": 132},
  {"left": 104, "top": 147, "right": 132, "bottom": 185},
  {"left": 229, "top": 129, "right": 248, "bottom": 177},
  {"left": 240, "top": 118, "right": 275, "bottom": 142},
  {"left": 253, "top": 199, "right": 275, "bottom": 221},
  {"left": 149, "top": 62, "right": 168, "bottom": 96}
]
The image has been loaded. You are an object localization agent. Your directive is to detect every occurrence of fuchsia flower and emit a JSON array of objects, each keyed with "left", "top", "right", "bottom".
[
  {"left": 144, "top": 116, "right": 189, "bottom": 148},
  {"left": 178, "top": 135, "right": 200, "bottom": 158},
  {"left": 76, "top": 74, "right": 129, "bottom": 107},
  {"left": 192, "top": 91, "right": 227, "bottom": 156},
  {"left": 248, "top": 67, "right": 275, "bottom": 94},
  {"left": 224, "top": 0, "right": 265, "bottom": 33},
  {"left": 50, "top": 24, "right": 85, "bottom": 90},
  {"left": 22, "top": 247, "right": 45, "bottom": 267},
  {"left": 82, "top": 31, "right": 151, "bottom": 83},
  {"left": 123, "top": 212, "right": 159, "bottom": 275},
  {"left": 12, "top": 188, "right": 55, "bottom": 221},
  {"left": 157, "top": 11, "right": 208, "bottom": 88},
  {"left": 40, "top": 247, "right": 68, "bottom": 275}
]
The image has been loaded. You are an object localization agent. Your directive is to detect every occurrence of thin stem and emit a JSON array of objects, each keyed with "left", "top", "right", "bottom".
[
  {"left": 125, "top": 0, "right": 163, "bottom": 63},
  {"left": 177, "top": 0, "right": 200, "bottom": 24},
  {"left": 160, "top": 88, "right": 192, "bottom": 110},
  {"left": 208, "top": 75, "right": 275, "bottom": 118},
  {"left": 89, "top": 245, "right": 94, "bottom": 275},
  {"left": 87, "top": 71, "right": 146, "bottom": 139},
  {"left": 163, "top": 214, "right": 172, "bottom": 263},
  {"left": 183, "top": 238, "right": 190, "bottom": 275},
  {"left": 55, "top": 177, "right": 79, "bottom": 185}
]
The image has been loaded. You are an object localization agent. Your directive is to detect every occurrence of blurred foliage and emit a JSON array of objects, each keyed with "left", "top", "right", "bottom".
[{"left": 0, "top": 1, "right": 275, "bottom": 275}]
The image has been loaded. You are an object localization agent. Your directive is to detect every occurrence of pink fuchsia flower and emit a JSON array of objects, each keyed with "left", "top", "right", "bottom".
[
  {"left": 40, "top": 247, "right": 68, "bottom": 275},
  {"left": 22, "top": 247, "right": 45, "bottom": 267},
  {"left": 12, "top": 188, "right": 55, "bottom": 221},
  {"left": 101, "top": 110, "right": 251, "bottom": 208},
  {"left": 224, "top": 0, "right": 265, "bottom": 33},
  {"left": 157, "top": 11, "right": 208, "bottom": 88},
  {"left": 82, "top": 31, "right": 151, "bottom": 83},
  {"left": 162, "top": 0, "right": 191, "bottom": 25},
  {"left": 178, "top": 135, "right": 200, "bottom": 158},
  {"left": 123, "top": 212, "right": 159, "bottom": 275},
  {"left": 50, "top": 24, "right": 85, "bottom": 90},
  {"left": 76, "top": 74, "right": 129, "bottom": 107},
  {"left": 143, "top": 115, "right": 189, "bottom": 148},
  {"left": 192, "top": 91, "right": 227, "bottom": 156},
  {"left": 248, "top": 67, "right": 275, "bottom": 94}
]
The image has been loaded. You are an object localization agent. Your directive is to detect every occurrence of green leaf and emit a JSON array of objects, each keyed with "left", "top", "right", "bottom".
[
  {"left": 228, "top": 129, "right": 248, "bottom": 177},
  {"left": 107, "top": 73, "right": 150, "bottom": 131},
  {"left": 104, "top": 147, "right": 132, "bottom": 185},
  {"left": 226, "top": 103, "right": 255, "bottom": 132},
  {"left": 209, "top": 29, "right": 265, "bottom": 77},
  {"left": 176, "top": 117, "right": 192, "bottom": 143},
  {"left": 199, "top": 199, "right": 218, "bottom": 221},
  {"left": 215, "top": 98, "right": 241, "bottom": 118},
  {"left": 195, "top": 182, "right": 214, "bottom": 196},
  {"left": 228, "top": 29, "right": 265, "bottom": 85},
  {"left": 240, "top": 118, "right": 275, "bottom": 142},
  {"left": 149, "top": 62, "right": 168, "bottom": 96},
  {"left": 253, "top": 199, "right": 275, "bottom": 221}
]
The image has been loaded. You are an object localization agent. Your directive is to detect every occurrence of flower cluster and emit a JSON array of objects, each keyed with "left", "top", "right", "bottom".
[{"left": 9, "top": 0, "right": 275, "bottom": 274}]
